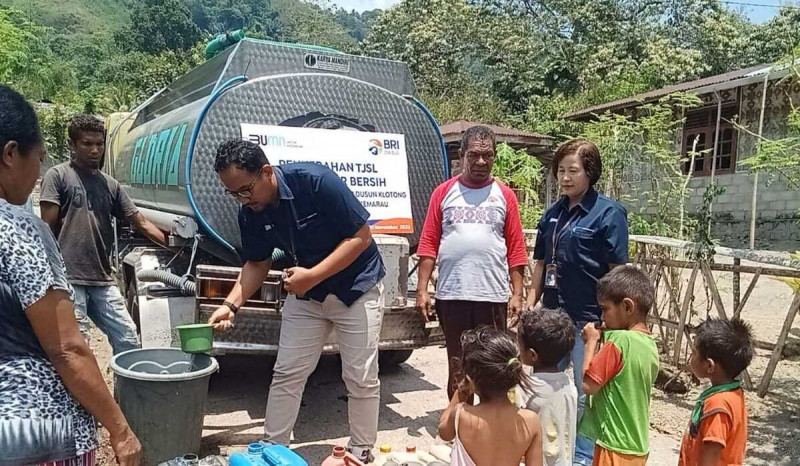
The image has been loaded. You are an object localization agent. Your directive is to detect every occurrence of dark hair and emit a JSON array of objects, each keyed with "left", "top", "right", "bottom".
[
  {"left": 552, "top": 139, "right": 602, "bottom": 186},
  {"left": 596, "top": 265, "right": 655, "bottom": 315},
  {"left": 459, "top": 125, "right": 496, "bottom": 157},
  {"left": 695, "top": 318, "right": 754, "bottom": 378},
  {"left": 0, "top": 85, "right": 42, "bottom": 155},
  {"left": 519, "top": 308, "right": 575, "bottom": 366},
  {"left": 214, "top": 139, "right": 269, "bottom": 173},
  {"left": 459, "top": 326, "right": 530, "bottom": 400},
  {"left": 68, "top": 114, "right": 104, "bottom": 142}
]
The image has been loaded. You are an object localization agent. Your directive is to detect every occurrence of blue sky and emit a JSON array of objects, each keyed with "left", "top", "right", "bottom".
[
  {"left": 331, "top": 0, "right": 792, "bottom": 23},
  {"left": 732, "top": 0, "right": 792, "bottom": 23}
]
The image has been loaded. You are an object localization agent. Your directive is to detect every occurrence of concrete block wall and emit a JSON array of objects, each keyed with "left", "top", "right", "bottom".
[
  {"left": 687, "top": 173, "right": 800, "bottom": 220},
  {"left": 622, "top": 173, "right": 800, "bottom": 250}
]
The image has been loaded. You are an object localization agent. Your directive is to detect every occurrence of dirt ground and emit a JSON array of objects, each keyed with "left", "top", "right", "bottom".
[
  {"left": 646, "top": 256, "right": 800, "bottom": 465},
  {"left": 89, "top": 256, "right": 800, "bottom": 465}
]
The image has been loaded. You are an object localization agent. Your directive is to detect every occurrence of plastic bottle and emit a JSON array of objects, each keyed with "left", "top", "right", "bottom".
[
  {"left": 372, "top": 446, "right": 394, "bottom": 466},
  {"left": 385, "top": 445, "right": 431, "bottom": 464},
  {"left": 320, "top": 446, "right": 365, "bottom": 466},
  {"left": 229, "top": 442, "right": 308, "bottom": 466}
]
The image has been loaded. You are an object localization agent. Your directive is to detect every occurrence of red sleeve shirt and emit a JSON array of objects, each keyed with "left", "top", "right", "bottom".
[
  {"left": 585, "top": 341, "right": 624, "bottom": 387},
  {"left": 417, "top": 177, "right": 528, "bottom": 302},
  {"left": 497, "top": 181, "right": 528, "bottom": 268}
]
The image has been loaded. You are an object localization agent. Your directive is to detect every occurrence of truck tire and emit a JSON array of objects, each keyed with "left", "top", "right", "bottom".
[{"left": 378, "top": 350, "right": 413, "bottom": 368}]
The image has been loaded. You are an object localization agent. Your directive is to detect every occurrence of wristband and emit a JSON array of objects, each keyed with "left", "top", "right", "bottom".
[{"left": 223, "top": 300, "right": 240, "bottom": 315}]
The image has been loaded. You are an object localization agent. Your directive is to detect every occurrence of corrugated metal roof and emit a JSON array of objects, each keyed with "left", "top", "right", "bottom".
[
  {"left": 563, "top": 62, "right": 781, "bottom": 120},
  {"left": 440, "top": 120, "right": 554, "bottom": 141}
]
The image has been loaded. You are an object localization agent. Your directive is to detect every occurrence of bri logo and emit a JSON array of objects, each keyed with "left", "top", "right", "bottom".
[
  {"left": 368, "top": 138, "right": 401, "bottom": 156},
  {"left": 368, "top": 139, "right": 383, "bottom": 155}
]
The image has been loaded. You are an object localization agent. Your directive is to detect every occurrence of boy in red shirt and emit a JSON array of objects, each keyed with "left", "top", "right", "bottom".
[{"left": 679, "top": 318, "right": 754, "bottom": 466}]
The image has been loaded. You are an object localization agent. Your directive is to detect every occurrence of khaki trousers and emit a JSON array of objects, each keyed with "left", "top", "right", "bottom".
[{"left": 264, "top": 285, "right": 383, "bottom": 449}]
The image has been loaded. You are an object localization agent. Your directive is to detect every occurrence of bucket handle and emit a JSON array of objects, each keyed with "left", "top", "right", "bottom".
[{"left": 127, "top": 360, "right": 191, "bottom": 374}]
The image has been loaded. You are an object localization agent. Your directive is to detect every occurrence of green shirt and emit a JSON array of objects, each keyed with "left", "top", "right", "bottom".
[{"left": 579, "top": 329, "right": 659, "bottom": 456}]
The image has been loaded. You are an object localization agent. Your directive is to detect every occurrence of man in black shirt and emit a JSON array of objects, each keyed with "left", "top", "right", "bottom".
[{"left": 40, "top": 115, "right": 166, "bottom": 354}]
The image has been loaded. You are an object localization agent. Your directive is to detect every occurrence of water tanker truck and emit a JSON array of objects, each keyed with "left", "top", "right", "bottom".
[{"left": 105, "top": 38, "right": 448, "bottom": 365}]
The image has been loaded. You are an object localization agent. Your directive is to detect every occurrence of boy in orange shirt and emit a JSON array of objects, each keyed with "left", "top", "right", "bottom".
[{"left": 679, "top": 318, "right": 754, "bottom": 466}]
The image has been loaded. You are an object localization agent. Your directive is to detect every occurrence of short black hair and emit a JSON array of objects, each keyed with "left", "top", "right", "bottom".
[
  {"left": 552, "top": 139, "right": 602, "bottom": 186},
  {"left": 458, "top": 326, "right": 530, "bottom": 400},
  {"left": 0, "top": 85, "right": 42, "bottom": 155},
  {"left": 459, "top": 125, "right": 496, "bottom": 156},
  {"left": 68, "top": 114, "right": 104, "bottom": 142},
  {"left": 214, "top": 139, "right": 269, "bottom": 173},
  {"left": 518, "top": 308, "right": 575, "bottom": 366},
  {"left": 596, "top": 265, "right": 655, "bottom": 315},
  {"left": 695, "top": 318, "right": 754, "bottom": 378}
]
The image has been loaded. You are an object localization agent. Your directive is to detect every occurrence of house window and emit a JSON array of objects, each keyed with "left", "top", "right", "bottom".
[{"left": 682, "top": 105, "right": 738, "bottom": 176}]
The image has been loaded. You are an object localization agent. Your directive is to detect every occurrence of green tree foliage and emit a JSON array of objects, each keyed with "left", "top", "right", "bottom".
[
  {"left": 492, "top": 143, "right": 545, "bottom": 227},
  {"left": 746, "top": 8, "right": 800, "bottom": 63},
  {"left": 334, "top": 8, "right": 379, "bottom": 41},
  {"left": 272, "top": 0, "right": 357, "bottom": 52},
  {"left": 187, "top": 0, "right": 282, "bottom": 38},
  {"left": 580, "top": 93, "right": 704, "bottom": 237},
  {"left": 36, "top": 103, "right": 76, "bottom": 163},
  {"left": 116, "top": 0, "right": 202, "bottom": 54},
  {"left": 363, "top": 0, "right": 542, "bottom": 121}
]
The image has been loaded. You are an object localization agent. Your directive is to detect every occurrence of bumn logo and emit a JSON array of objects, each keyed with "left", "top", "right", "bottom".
[{"left": 304, "top": 54, "right": 317, "bottom": 67}]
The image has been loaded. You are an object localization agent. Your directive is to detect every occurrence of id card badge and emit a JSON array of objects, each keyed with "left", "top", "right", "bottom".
[{"left": 545, "top": 264, "right": 558, "bottom": 288}]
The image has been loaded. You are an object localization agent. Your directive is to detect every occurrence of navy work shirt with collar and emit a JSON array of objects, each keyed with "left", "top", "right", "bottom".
[
  {"left": 533, "top": 188, "right": 629, "bottom": 323},
  {"left": 237, "top": 162, "right": 385, "bottom": 307}
]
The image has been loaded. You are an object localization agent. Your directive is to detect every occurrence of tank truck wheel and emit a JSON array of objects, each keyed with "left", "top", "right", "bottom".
[
  {"left": 126, "top": 275, "right": 141, "bottom": 333},
  {"left": 378, "top": 350, "right": 413, "bottom": 369}
]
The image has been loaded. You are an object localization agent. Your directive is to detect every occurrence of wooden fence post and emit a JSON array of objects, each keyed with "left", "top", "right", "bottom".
[
  {"left": 673, "top": 264, "right": 700, "bottom": 367},
  {"left": 701, "top": 263, "right": 754, "bottom": 389},
  {"left": 757, "top": 290, "right": 800, "bottom": 398}
]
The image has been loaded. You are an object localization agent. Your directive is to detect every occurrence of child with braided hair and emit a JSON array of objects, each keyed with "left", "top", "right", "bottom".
[{"left": 438, "top": 326, "right": 543, "bottom": 466}]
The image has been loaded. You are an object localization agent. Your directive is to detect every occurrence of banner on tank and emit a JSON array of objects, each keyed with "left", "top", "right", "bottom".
[{"left": 241, "top": 123, "right": 414, "bottom": 234}]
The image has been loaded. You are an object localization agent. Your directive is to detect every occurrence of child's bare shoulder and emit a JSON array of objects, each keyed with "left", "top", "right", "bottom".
[{"left": 517, "top": 407, "right": 541, "bottom": 431}]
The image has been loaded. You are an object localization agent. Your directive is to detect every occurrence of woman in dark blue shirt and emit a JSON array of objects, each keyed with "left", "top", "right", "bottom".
[{"left": 526, "top": 139, "right": 629, "bottom": 466}]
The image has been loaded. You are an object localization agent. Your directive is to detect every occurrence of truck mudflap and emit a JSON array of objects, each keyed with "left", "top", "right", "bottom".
[{"left": 198, "top": 304, "right": 429, "bottom": 355}]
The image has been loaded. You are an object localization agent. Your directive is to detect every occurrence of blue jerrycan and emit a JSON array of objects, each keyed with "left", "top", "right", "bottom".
[{"left": 229, "top": 443, "right": 308, "bottom": 466}]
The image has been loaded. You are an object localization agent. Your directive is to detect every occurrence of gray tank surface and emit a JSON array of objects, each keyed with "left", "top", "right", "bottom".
[{"left": 107, "top": 39, "right": 448, "bottom": 264}]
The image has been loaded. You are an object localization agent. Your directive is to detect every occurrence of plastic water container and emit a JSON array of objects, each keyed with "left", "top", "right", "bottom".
[
  {"left": 229, "top": 443, "right": 308, "bottom": 466},
  {"left": 320, "top": 446, "right": 364, "bottom": 466}
]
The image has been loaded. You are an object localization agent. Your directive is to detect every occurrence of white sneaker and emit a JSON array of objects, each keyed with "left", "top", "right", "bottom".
[{"left": 348, "top": 446, "right": 374, "bottom": 464}]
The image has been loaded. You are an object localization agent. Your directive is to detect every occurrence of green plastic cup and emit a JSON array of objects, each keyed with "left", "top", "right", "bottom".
[{"left": 175, "top": 324, "right": 214, "bottom": 353}]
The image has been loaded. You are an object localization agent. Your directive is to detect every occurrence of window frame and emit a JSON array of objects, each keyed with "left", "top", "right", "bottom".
[{"left": 681, "top": 107, "right": 738, "bottom": 177}]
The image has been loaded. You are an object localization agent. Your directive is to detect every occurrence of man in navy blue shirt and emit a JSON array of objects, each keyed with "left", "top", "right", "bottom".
[{"left": 207, "top": 140, "right": 385, "bottom": 463}]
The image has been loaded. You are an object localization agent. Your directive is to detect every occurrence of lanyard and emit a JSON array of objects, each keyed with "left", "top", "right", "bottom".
[
  {"left": 551, "top": 208, "right": 581, "bottom": 260},
  {"left": 286, "top": 224, "right": 299, "bottom": 267}
]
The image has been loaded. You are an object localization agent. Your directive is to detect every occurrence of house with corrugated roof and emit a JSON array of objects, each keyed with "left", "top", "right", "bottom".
[{"left": 565, "top": 63, "right": 800, "bottom": 250}]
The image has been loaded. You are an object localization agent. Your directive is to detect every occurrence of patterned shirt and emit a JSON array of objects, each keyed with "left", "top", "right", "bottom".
[
  {"left": 0, "top": 199, "right": 97, "bottom": 462},
  {"left": 417, "top": 176, "right": 527, "bottom": 302}
]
